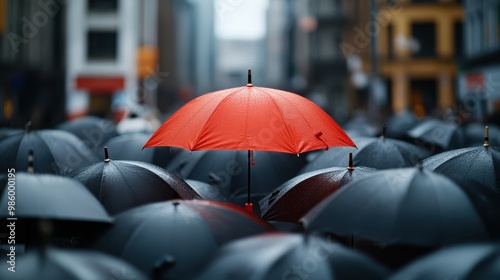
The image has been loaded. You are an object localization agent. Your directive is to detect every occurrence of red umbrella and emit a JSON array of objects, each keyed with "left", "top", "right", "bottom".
[{"left": 144, "top": 70, "right": 356, "bottom": 211}]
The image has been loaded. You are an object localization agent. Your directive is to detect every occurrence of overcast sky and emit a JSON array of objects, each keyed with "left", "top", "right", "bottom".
[{"left": 215, "top": 0, "right": 269, "bottom": 40}]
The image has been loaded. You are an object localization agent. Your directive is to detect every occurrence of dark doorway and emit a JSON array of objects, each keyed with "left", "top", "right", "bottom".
[{"left": 410, "top": 79, "right": 437, "bottom": 117}]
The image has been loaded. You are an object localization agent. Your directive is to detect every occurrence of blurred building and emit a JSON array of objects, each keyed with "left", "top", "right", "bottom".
[
  {"left": 343, "top": 0, "right": 464, "bottom": 118},
  {"left": 458, "top": 0, "right": 500, "bottom": 123},
  {"left": 66, "top": 0, "right": 159, "bottom": 122},
  {"left": 0, "top": 0, "right": 66, "bottom": 128}
]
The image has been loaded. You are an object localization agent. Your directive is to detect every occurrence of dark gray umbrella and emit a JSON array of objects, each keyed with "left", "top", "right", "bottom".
[
  {"left": 0, "top": 126, "right": 99, "bottom": 174},
  {"left": 166, "top": 149, "right": 306, "bottom": 204},
  {"left": 407, "top": 118, "right": 465, "bottom": 152},
  {"left": 421, "top": 144, "right": 500, "bottom": 193},
  {"left": 68, "top": 147, "right": 201, "bottom": 215},
  {"left": 0, "top": 172, "right": 111, "bottom": 223},
  {"left": 260, "top": 156, "right": 377, "bottom": 223},
  {"left": 56, "top": 116, "right": 117, "bottom": 156},
  {"left": 0, "top": 247, "right": 147, "bottom": 280},
  {"left": 195, "top": 233, "right": 390, "bottom": 280},
  {"left": 463, "top": 123, "right": 500, "bottom": 147},
  {"left": 390, "top": 244, "right": 500, "bottom": 280},
  {"left": 299, "top": 135, "right": 429, "bottom": 174},
  {"left": 0, "top": 127, "right": 23, "bottom": 141},
  {"left": 385, "top": 110, "right": 419, "bottom": 140},
  {"left": 185, "top": 179, "right": 227, "bottom": 202},
  {"left": 104, "top": 132, "right": 180, "bottom": 167},
  {"left": 301, "top": 167, "right": 500, "bottom": 247},
  {"left": 88, "top": 200, "right": 274, "bottom": 280}
]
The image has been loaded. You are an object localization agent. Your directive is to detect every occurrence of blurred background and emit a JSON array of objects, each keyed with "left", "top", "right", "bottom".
[{"left": 0, "top": 0, "right": 499, "bottom": 129}]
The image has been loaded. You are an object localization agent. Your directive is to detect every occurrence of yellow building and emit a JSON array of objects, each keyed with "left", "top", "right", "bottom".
[{"left": 343, "top": 0, "right": 464, "bottom": 116}]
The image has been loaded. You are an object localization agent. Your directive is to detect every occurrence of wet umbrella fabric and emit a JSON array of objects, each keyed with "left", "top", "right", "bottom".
[
  {"left": 166, "top": 149, "right": 306, "bottom": 201},
  {"left": 68, "top": 157, "right": 201, "bottom": 215},
  {"left": 0, "top": 248, "right": 147, "bottom": 280},
  {"left": 0, "top": 172, "right": 111, "bottom": 223},
  {"left": 301, "top": 168, "right": 500, "bottom": 247},
  {"left": 143, "top": 83, "right": 355, "bottom": 154},
  {"left": 259, "top": 166, "right": 377, "bottom": 223},
  {"left": 299, "top": 136, "right": 428, "bottom": 174},
  {"left": 385, "top": 110, "right": 419, "bottom": 140},
  {"left": 89, "top": 200, "right": 274, "bottom": 279},
  {"left": 0, "top": 129, "right": 99, "bottom": 174},
  {"left": 185, "top": 179, "right": 227, "bottom": 202},
  {"left": 422, "top": 145, "right": 500, "bottom": 193},
  {"left": 56, "top": 116, "right": 117, "bottom": 154},
  {"left": 407, "top": 118, "right": 465, "bottom": 151},
  {"left": 104, "top": 132, "right": 180, "bottom": 167},
  {"left": 390, "top": 244, "right": 500, "bottom": 280},
  {"left": 195, "top": 233, "right": 390, "bottom": 280}
]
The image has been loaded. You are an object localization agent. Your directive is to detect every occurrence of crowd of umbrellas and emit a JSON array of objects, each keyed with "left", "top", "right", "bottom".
[{"left": 1, "top": 71, "right": 500, "bottom": 279}]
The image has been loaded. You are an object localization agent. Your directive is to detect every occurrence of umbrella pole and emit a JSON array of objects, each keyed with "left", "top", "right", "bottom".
[{"left": 245, "top": 150, "right": 253, "bottom": 213}]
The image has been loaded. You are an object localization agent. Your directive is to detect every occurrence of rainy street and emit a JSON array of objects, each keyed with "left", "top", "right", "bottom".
[{"left": 1, "top": 0, "right": 500, "bottom": 279}]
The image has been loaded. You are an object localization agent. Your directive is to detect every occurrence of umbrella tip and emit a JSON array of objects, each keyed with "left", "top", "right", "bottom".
[
  {"left": 484, "top": 126, "right": 490, "bottom": 147},
  {"left": 25, "top": 121, "right": 32, "bottom": 132},
  {"left": 28, "top": 149, "right": 34, "bottom": 173},
  {"left": 247, "top": 68, "right": 253, "bottom": 87},
  {"left": 172, "top": 200, "right": 180, "bottom": 206},
  {"left": 347, "top": 152, "right": 354, "bottom": 170},
  {"left": 381, "top": 123, "right": 387, "bottom": 139},
  {"left": 104, "top": 146, "right": 111, "bottom": 162}
]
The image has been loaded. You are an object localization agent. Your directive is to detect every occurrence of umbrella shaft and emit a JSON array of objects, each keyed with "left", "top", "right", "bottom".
[{"left": 247, "top": 150, "right": 251, "bottom": 204}]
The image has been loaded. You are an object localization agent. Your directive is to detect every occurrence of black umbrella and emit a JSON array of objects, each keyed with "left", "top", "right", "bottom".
[
  {"left": 301, "top": 167, "right": 500, "bottom": 247},
  {"left": 299, "top": 134, "right": 429, "bottom": 174},
  {"left": 421, "top": 132, "right": 500, "bottom": 193},
  {"left": 407, "top": 118, "right": 465, "bottom": 152},
  {"left": 385, "top": 110, "right": 419, "bottom": 140},
  {"left": 260, "top": 154, "right": 377, "bottom": 223},
  {"left": 463, "top": 123, "right": 500, "bottom": 147},
  {"left": 185, "top": 179, "right": 227, "bottom": 202},
  {"left": 56, "top": 116, "right": 117, "bottom": 156},
  {"left": 68, "top": 147, "right": 201, "bottom": 215},
  {"left": 0, "top": 127, "right": 23, "bottom": 141},
  {"left": 195, "top": 233, "right": 389, "bottom": 280},
  {"left": 88, "top": 200, "right": 274, "bottom": 279},
  {"left": 390, "top": 243, "right": 500, "bottom": 280},
  {"left": 0, "top": 172, "right": 112, "bottom": 247},
  {"left": 0, "top": 247, "right": 147, "bottom": 280},
  {"left": 166, "top": 149, "right": 307, "bottom": 203},
  {"left": 342, "top": 114, "right": 378, "bottom": 138},
  {"left": 104, "top": 132, "right": 180, "bottom": 167},
  {"left": 0, "top": 125, "right": 99, "bottom": 174},
  {"left": 0, "top": 172, "right": 111, "bottom": 223}
]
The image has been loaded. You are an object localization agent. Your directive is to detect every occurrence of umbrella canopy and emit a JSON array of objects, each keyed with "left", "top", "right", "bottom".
[
  {"left": 299, "top": 136, "right": 429, "bottom": 174},
  {"left": 185, "top": 179, "right": 227, "bottom": 202},
  {"left": 195, "top": 233, "right": 390, "bottom": 280},
  {"left": 301, "top": 167, "right": 500, "bottom": 247},
  {"left": 0, "top": 127, "right": 99, "bottom": 174},
  {"left": 56, "top": 116, "right": 117, "bottom": 154},
  {"left": 421, "top": 145, "right": 500, "bottom": 193},
  {"left": 0, "top": 247, "right": 147, "bottom": 280},
  {"left": 105, "top": 132, "right": 180, "bottom": 167},
  {"left": 68, "top": 148, "right": 201, "bottom": 215},
  {"left": 260, "top": 161, "right": 377, "bottom": 223},
  {"left": 144, "top": 77, "right": 355, "bottom": 154},
  {"left": 342, "top": 114, "right": 378, "bottom": 138},
  {"left": 463, "top": 123, "right": 500, "bottom": 147},
  {"left": 166, "top": 149, "right": 306, "bottom": 201},
  {"left": 407, "top": 118, "right": 465, "bottom": 152},
  {"left": 0, "top": 127, "right": 23, "bottom": 141},
  {"left": 390, "top": 243, "right": 500, "bottom": 280},
  {"left": 385, "top": 110, "right": 419, "bottom": 140},
  {"left": 88, "top": 200, "right": 274, "bottom": 279},
  {"left": 0, "top": 172, "right": 111, "bottom": 223}
]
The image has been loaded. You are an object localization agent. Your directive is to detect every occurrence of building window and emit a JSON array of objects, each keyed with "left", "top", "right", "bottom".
[
  {"left": 88, "top": 0, "right": 118, "bottom": 13},
  {"left": 87, "top": 31, "right": 117, "bottom": 61},
  {"left": 412, "top": 22, "right": 436, "bottom": 58}
]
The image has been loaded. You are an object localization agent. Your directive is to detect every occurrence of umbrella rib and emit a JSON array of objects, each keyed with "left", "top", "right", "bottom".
[
  {"left": 191, "top": 88, "right": 243, "bottom": 150},
  {"left": 255, "top": 88, "right": 300, "bottom": 152}
]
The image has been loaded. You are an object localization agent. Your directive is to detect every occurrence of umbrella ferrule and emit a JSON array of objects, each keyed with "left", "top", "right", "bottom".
[{"left": 484, "top": 126, "right": 490, "bottom": 147}]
